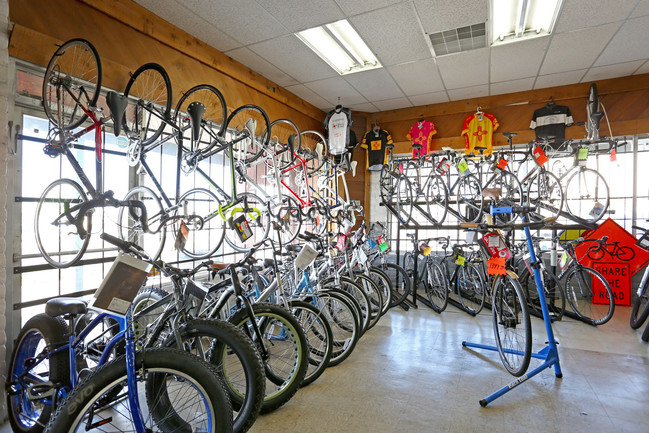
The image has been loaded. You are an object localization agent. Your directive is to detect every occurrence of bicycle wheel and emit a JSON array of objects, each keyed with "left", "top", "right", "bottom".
[
  {"left": 455, "top": 262, "right": 486, "bottom": 315},
  {"left": 161, "top": 319, "right": 265, "bottom": 433},
  {"left": 587, "top": 83, "right": 598, "bottom": 120},
  {"left": 175, "top": 84, "right": 227, "bottom": 152},
  {"left": 519, "top": 265, "right": 566, "bottom": 321},
  {"left": 323, "top": 277, "right": 371, "bottom": 334},
  {"left": 528, "top": 170, "right": 563, "bottom": 220},
  {"left": 379, "top": 165, "right": 396, "bottom": 203},
  {"left": 131, "top": 287, "right": 170, "bottom": 346},
  {"left": 488, "top": 171, "right": 523, "bottom": 223},
  {"left": 425, "top": 174, "right": 449, "bottom": 225},
  {"left": 225, "top": 104, "right": 271, "bottom": 165},
  {"left": 43, "top": 39, "right": 101, "bottom": 130},
  {"left": 352, "top": 273, "right": 384, "bottom": 331},
  {"left": 35, "top": 178, "right": 91, "bottom": 268},
  {"left": 565, "top": 266, "right": 615, "bottom": 325},
  {"left": 228, "top": 303, "right": 308, "bottom": 414},
  {"left": 491, "top": 275, "right": 532, "bottom": 377},
  {"left": 8, "top": 314, "right": 69, "bottom": 433},
  {"left": 316, "top": 289, "right": 361, "bottom": 366},
  {"left": 224, "top": 191, "right": 271, "bottom": 252},
  {"left": 118, "top": 186, "right": 166, "bottom": 262},
  {"left": 270, "top": 194, "right": 302, "bottom": 245},
  {"left": 45, "top": 348, "right": 233, "bottom": 433},
  {"left": 395, "top": 176, "right": 413, "bottom": 225},
  {"left": 123, "top": 62, "right": 172, "bottom": 146},
  {"left": 564, "top": 167, "right": 609, "bottom": 222},
  {"left": 630, "top": 281, "right": 649, "bottom": 329},
  {"left": 287, "top": 300, "right": 333, "bottom": 387},
  {"left": 456, "top": 174, "right": 483, "bottom": 223},
  {"left": 424, "top": 260, "right": 449, "bottom": 313},
  {"left": 378, "top": 262, "right": 411, "bottom": 308},
  {"left": 367, "top": 267, "right": 392, "bottom": 315},
  {"left": 299, "top": 130, "right": 328, "bottom": 175},
  {"left": 178, "top": 187, "right": 226, "bottom": 258},
  {"left": 265, "top": 118, "right": 298, "bottom": 171}
]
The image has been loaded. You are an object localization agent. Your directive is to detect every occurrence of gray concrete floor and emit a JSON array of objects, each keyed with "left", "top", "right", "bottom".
[{"left": 2, "top": 302, "right": 648, "bottom": 432}]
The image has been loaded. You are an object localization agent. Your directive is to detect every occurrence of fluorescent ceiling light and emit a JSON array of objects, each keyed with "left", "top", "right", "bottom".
[
  {"left": 491, "top": 0, "right": 563, "bottom": 45},
  {"left": 296, "top": 20, "right": 381, "bottom": 75}
]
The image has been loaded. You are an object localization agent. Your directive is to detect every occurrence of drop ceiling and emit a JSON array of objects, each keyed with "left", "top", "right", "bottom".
[{"left": 134, "top": 0, "right": 649, "bottom": 113}]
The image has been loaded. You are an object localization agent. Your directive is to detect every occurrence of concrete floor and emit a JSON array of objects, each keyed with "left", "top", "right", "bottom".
[{"left": 2, "top": 302, "right": 648, "bottom": 432}]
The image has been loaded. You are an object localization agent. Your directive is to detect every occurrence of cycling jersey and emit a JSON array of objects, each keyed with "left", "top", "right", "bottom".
[
  {"left": 361, "top": 128, "right": 393, "bottom": 170},
  {"left": 461, "top": 112, "right": 499, "bottom": 155},
  {"left": 407, "top": 120, "right": 437, "bottom": 158},
  {"left": 530, "top": 104, "right": 573, "bottom": 142}
]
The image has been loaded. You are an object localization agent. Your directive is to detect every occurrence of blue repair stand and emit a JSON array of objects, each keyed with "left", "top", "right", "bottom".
[{"left": 462, "top": 206, "right": 563, "bottom": 407}]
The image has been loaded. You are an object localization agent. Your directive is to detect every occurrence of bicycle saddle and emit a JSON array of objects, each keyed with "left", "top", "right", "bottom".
[
  {"left": 45, "top": 297, "right": 87, "bottom": 318},
  {"left": 502, "top": 132, "right": 517, "bottom": 138},
  {"left": 187, "top": 101, "right": 206, "bottom": 141},
  {"left": 385, "top": 143, "right": 394, "bottom": 149},
  {"left": 412, "top": 143, "right": 422, "bottom": 150},
  {"left": 106, "top": 91, "right": 128, "bottom": 137},
  {"left": 590, "top": 111, "right": 604, "bottom": 131},
  {"left": 263, "top": 258, "right": 281, "bottom": 268}
]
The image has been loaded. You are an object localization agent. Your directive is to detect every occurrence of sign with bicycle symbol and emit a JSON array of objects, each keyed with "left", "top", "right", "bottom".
[{"left": 575, "top": 219, "right": 649, "bottom": 306}]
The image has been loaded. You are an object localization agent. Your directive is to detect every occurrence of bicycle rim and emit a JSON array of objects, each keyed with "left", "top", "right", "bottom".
[
  {"left": 565, "top": 267, "right": 614, "bottom": 325},
  {"left": 118, "top": 186, "right": 166, "bottom": 262},
  {"left": 178, "top": 188, "right": 226, "bottom": 258},
  {"left": 565, "top": 168, "right": 609, "bottom": 222}
]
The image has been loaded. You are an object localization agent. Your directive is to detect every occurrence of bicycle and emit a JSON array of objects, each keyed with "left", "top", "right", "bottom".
[
  {"left": 402, "top": 235, "right": 449, "bottom": 313},
  {"left": 628, "top": 226, "right": 649, "bottom": 330},
  {"left": 400, "top": 154, "right": 449, "bottom": 225}
]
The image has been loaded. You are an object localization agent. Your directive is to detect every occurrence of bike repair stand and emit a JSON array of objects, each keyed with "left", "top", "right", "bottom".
[{"left": 462, "top": 206, "right": 562, "bottom": 407}]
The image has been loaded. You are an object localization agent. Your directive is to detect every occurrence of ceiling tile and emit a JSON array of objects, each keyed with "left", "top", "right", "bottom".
[
  {"left": 555, "top": 0, "right": 638, "bottom": 33},
  {"left": 490, "top": 37, "right": 550, "bottom": 82},
  {"left": 408, "top": 91, "right": 450, "bottom": 106},
  {"left": 447, "top": 85, "right": 489, "bottom": 101},
  {"left": 594, "top": 15, "right": 649, "bottom": 66},
  {"left": 582, "top": 60, "right": 646, "bottom": 82},
  {"left": 630, "top": 0, "right": 649, "bottom": 18},
  {"left": 334, "top": 0, "right": 404, "bottom": 16},
  {"left": 304, "top": 77, "right": 368, "bottom": 106},
  {"left": 248, "top": 35, "right": 338, "bottom": 83},
  {"left": 490, "top": 78, "right": 536, "bottom": 96},
  {"left": 387, "top": 59, "right": 444, "bottom": 96},
  {"left": 533, "top": 69, "right": 587, "bottom": 89},
  {"left": 344, "top": 68, "right": 406, "bottom": 101},
  {"left": 415, "top": 0, "right": 488, "bottom": 34},
  {"left": 226, "top": 47, "right": 298, "bottom": 87},
  {"left": 350, "top": 2, "right": 431, "bottom": 66},
  {"left": 189, "top": 0, "right": 288, "bottom": 45},
  {"left": 373, "top": 97, "right": 414, "bottom": 111},
  {"left": 634, "top": 60, "right": 649, "bottom": 75},
  {"left": 347, "top": 102, "right": 380, "bottom": 112},
  {"left": 254, "top": 0, "right": 345, "bottom": 32},
  {"left": 436, "top": 48, "right": 489, "bottom": 89},
  {"left": 539, "top": 23, "right": 621, "bottom": 75},
  {"left": 284, "top": 84, "right": 331, "bottom": 110},
  {"left": 134, "top": 0, "right": 241, "bottom": 51}
]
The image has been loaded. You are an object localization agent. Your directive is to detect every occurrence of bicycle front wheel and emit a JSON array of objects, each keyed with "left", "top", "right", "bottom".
[
  {"left": 177, "top": 187, "right": 226, "bottom": 258},
  {"left": 491, "top": 275, "right": 532, "bottom": 377},
  {"left": 528, "top": 170, "right": 563, "bottom": 220},
  {"left": 456, "top": 262, "right": 486, "bottom": 315},
  {"left": 425, "top": 174, "right": 449, "bottom": 225},
  {"left": 378, "top": 262, "right": 411, "bottom": 308},
  {"left": 565, "top": 266, "right": 615, "bottom": 325},
  {"left": 270, "top": 194, "right": 302, "bottom": 245},
  {"left": 456, "top": 174, "right": 483, "bottom": 223},
  {"left": 42, "top": 39, "right": 101, "bottom": 130},
  {"left": 265, "top": 118, "right": 298, "bottom": 171},
  {"left": 118, "top": 186, "right": 166, "bottom": 262},
  {"left": 424, "top": 260, "right": 449, "bottom": 313},
  {"left": 35, "top": 178, "right": 90, "bottom": 268},
  {"left": 630, "top": 281, "right": 649, "bottom": 329},
  {"left": 488, "top": 170, "right": 523, "bottom": 223},
  {"left": 44, "top": 348, "right": 233, "bottom": 433},
  {"left": 564, "top": 167, "right": 609, "bottom": 222},
  {"left": 395, "top": 176, "right": 413, "bottom": 225}
]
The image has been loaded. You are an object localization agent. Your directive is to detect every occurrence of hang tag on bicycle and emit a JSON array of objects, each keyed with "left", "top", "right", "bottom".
[
  {"left": 482, "top": 232, "right": 511, "bottom": 259},
  {"left": 610, "top": 147, "right": 617, "bottom": 162},
  {"left": 336, "top": 234, "right": 347, "bottom": 251},
  {"left": 457, "top": 159, "right": 470, "bottom": 176},
  {"left": 398, "top": 163, "right": 404, "bottom": 175},
  {"left": 455, "top": 254, "right": 466, "bottom": 266},
  {"left": 366, "top": 238, "right": 378, "bottom": 250},
  {"left": 636, "top": 231, "right": 649, "bottom": 251},
  {"left": 492, "top": 157, "right": 508, "bottom": 173},
  {"left": 533, "top": 146, "right": 549, "bottom": 166},
  {"left": 174, "top": 220, "right": 189, "bottom": 251},
  {"left": 356, "top": 247, "right": 368, "bottom": 265},
  {"left": 560, "top": 251, "right": 569, "bottom": 269},
  {"left": 342, "top": 218, "right": 354, "bottom": 234},
  {"left": 436, "top": 157, "right": 450, "bottom": 175},
  {"left": 93, "top": 253, "right": 152, "bottom": 316},
  {"left": 377, "top": 235, "right": 390, "bottom": 252},
  {"left": 588, "top": 201, "right": 605, "bottom": 219},
  {"left": 576, "top": 146, "right": 589, "bottom": 166},
  {"left": 230, "top": 214, "right": 253, "bottom": 242},
  {"left": 184, "top": 279, "right": 209, "bottom": 303},
  {"left": 487, "top": 256, "right": 507, "bottom": 275},
  {"left": 296, "top": 243, "right": 318, "bottom": 271}
]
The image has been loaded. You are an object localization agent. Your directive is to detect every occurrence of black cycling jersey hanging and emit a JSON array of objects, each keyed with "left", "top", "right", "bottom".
[
  {"left": 530, "top": 99, "right": 574, "bottom": 144},
  {"left": 361, "top": 122, "right": 393, "bottom": 170}
]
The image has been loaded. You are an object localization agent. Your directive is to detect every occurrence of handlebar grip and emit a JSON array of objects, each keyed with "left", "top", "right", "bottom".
[
  {"left": 100, "top": 232, "right": 129, "bottom": 250},
  {"left": 543, "top": 216, "right": 558, "bottom": 224},
  {"left": 461, "top": 222, "right": 479, "bottom": 228}
]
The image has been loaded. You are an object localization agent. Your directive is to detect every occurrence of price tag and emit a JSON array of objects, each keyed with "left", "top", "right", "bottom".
[
  {"left": 577, "top": 147, "right": 589, "bottom": 160},
  {"left": 497, "top": 158, "right": 508, "bottom": 170},
  {"left": 343, "top": 218, "right": 354, "bottom": 234},
  {"left": 588, "top": 202, "right": 604, "bottom": 218},
  {"left": 336, "top": 234, "right": 347, "bottom": 251},
  {"left": 534, "top": 146, "right": 549, "bottom": 166},
  {"left": 560, "top": 251, "right": 568, "bottom": 269},
  {"left": 610, "top": 147, "right": 617, "bottom": 162},
  {"left": 174, "top": 220, "right": 189, "bottom": 251},
  {"left": 379, "top": 242, "right": 389, "bottom": 252},
  {"left": 366, "top": 238, "right": 377, "bottom": 250},
  {"left": 357, "top": 248, "right": 368, "bottom": 264},
  {"left": 457, "top": 159, "right": 470, "bottom": 175},
  {"left": 455, "top": 255, "right": 466, "bottom": 266},
  {"left": 487, "top": 256, "right": 507, "bottom": 275},
  {"left": 436, "top": 158, "right": 450, "bottom": 175},
  {"left": 398, "top": 164, "right": 404, "bottom": 174}
]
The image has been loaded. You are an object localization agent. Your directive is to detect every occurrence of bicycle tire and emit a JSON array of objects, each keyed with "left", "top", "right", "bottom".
[
  {"left": 519, "top": 265, "right": 566, "bottom": 321},
  {"left": 488, "top": 170, "right": 524, "bottom": 224},
  {"left": 564, "top": 167, "right": 609, "bottom": 223},
  {"left": 456, "top": 173, "right": 483, "bottom": 223},
  {"left": 528, "top": 170, "right": 564, "bottom": 221},
  {"left": 131, "top": 286, "right": 170, "bottom": 346},
  {"left": 223, "top": 191, "right": 271, "bottom": 252},
  {"left": 641, "top": 318, "right": 649, "bottom": 342},
  {"left": 42, "top": 39, "right": 101, "bottom": 130},
  {"left": 228, "top": 303, "right": 308, "bottom": 414},
  {"left": 630, "top": 281, "right": 649, "bottom": 329},
  {"left": 588, "top": 83, "right": 598, "bottom": 119},
  {"left": 287, "top": 300, "right": 333, "bottom": 387},
  {"left": 266, "top": 118, "right": 298, "bottom": 171},
  {"left": 565, "top": 266, "right": 615, "bottom": 325},
  {"left": 118, "top": 186, "right": 166, "bottom": 262},
  {"left": 491, "top": 274, "right": 532, "bottom": 377},
  {"left": 270, "top": 194, "right": 302, "bottom": 246},
  {"left": 35, "top": 178, "right": 91, "bottom": 268},
  {"left": 316, "top": 289, "right": 361, "bottom": 366},
  {"left": 424, "top": 260, "right": 449, "bottom": 313},
  {"left": 175, "top": 83, "right": 227, "bottom": 152},
  {"left": 395, "top": 176, "right": 413, "bottom": 225},
  {"left": 44, "top": 348, "right": 233, "bottom": 433},
  {"left": 368, "top": 266, "right": 393, "bottom": 315},
  {"left": 379, "top": 165, "right": 397, "bottom": 203},
  {"left": 352, "top": 273, "right": 384, "bottom": 331},
  {"left": 299, "top": 130, "right": 328, "bottom": 175},
  {"left": 425, "top": 174, "right": 449, "bottom": 225},
  {"left": 456, "top": 262, "right": 486, "bottom": 315},
  {"left": 225, "top": 104, "right": 271, "bottom": 165},
  {"left": 160, "top": 318, "right": 265, "bottom": 433},
  {"left": 378, "top": 262, "right": 411, "bottom": 308},
  {"left": 177, "top": 187, "right": 226, "bottom": 258},
  {"left": 323, "top": 277, "right": 371, "bottom": 334},
  {"left": 8, "top": 314, "right": 70, "bottom": 433},
  {"left": 123, "top": 62, "right": 172, "bottom": 146}
]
